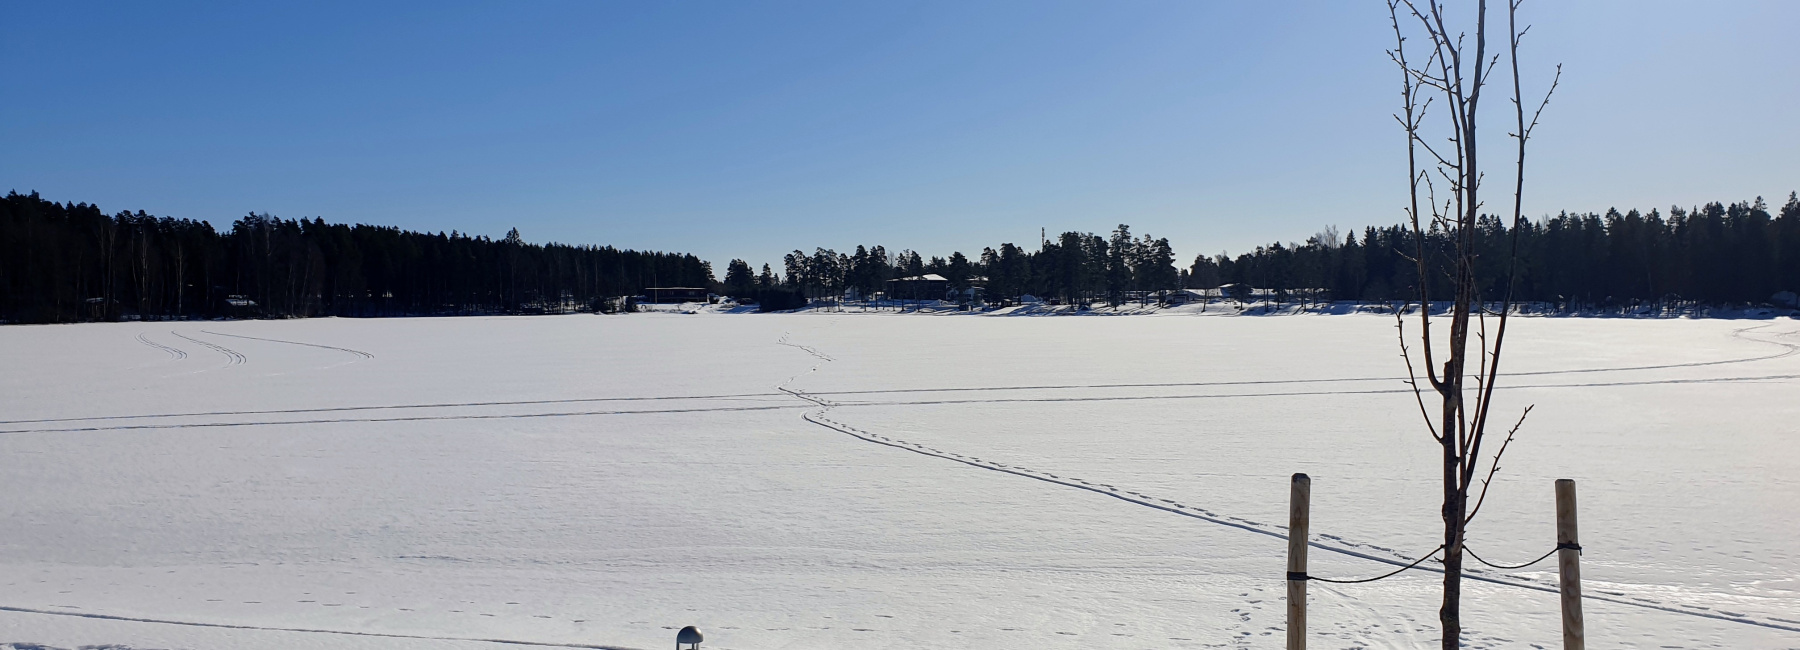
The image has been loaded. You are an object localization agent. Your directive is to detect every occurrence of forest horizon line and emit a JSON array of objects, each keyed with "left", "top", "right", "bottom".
[{"left": 3, "top": 189, "right": 1798, "bottom": 324}]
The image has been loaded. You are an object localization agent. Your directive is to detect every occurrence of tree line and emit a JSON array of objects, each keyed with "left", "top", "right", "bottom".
[
  {"left": 723, "top": 195, "right": 1800, "bottom": 310},
  {"left": 8, "top": 190, "right": 1799, "bottom": 323},
  {"left": 720, "top": 224, "right": 1182, "bottom": 307},
  {"left": 0, "top": 191, "right": 714, "bottom": 323},
  {"left": 1192, "top": 194, "right": 1800, "bottom": 308}
]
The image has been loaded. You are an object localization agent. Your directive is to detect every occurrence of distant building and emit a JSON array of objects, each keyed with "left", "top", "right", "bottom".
[
  {"left": 641, "top": 287, "right": 710, "bottom": 304},
  {"left": 885, "top": 274, "right": 950, "bottom": 301},
  {"left": 1187, "top": 284, "right": 1324, "bottom": 303},
  {"left": 1180, "top": 284, "right": 1275, "bottom": 302},
  {"left": 1164, "top": 289, "right": 1213, "bottom": 305}
]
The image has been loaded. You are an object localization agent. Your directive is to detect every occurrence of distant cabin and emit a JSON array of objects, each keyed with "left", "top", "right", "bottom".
[
  {"left": 641, "top": 287, "right": 710, "bottom": 304},
  {"left": 885, "top": 274, "right": 950, "bottom": 300},
  {"left": 1163, "top": 289, "right": 1212, "bottom": 305},
  {"left": 1183, "top": 284, "right": 1323, "bottom": 303}
]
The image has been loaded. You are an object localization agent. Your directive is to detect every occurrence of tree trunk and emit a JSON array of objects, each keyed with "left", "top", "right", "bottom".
[
  {"left": 1440, "top": 534, "right": 1464, "bottom": 649},
  {"left": 1439, "top": 397, "right": 1463, "bottom": 649}
]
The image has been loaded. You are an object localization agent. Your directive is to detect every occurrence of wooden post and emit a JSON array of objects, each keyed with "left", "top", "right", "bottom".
[
  {"left": 1555, "top": 479, "right": 1584, "bottom": 650},
  {"left": 1287, "top": 473, "right": 1310, "bottom": 650}
]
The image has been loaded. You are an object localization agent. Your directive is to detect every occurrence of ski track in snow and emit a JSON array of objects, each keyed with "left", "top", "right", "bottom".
[
  {"left": 132, "top": 333, "right": 186, "bottom": 361},
  {"left": 6, "top": 325, "right": 1798, "bottom": 433},
  {"left": 198, "top": 330, "right": 374, "bottom": 360},
  {"left": 773, "top": 326, "right": 1800, "bottom": 638},
  {"left": 0, "top": 394, "right": 789, "bottom": 426},
  {"left": 5, "top": 321, "right": 1792, "bottom": 432},
  {"left": 168, "top": 331, "right": 245, "bottom": 367},
  {"left": 0, "top": 605, "right": 643, "bottom": 650},
  {"left": 8, "top": 372, "right": 1800, "bottom": 435},
  {"left": 0, "top": 403, "right": 807, "bottom": 435}
]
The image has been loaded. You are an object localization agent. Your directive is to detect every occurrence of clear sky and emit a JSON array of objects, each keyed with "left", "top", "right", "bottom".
[{"left": 3, "top": 1, "right": 1795, "bottom": 271}]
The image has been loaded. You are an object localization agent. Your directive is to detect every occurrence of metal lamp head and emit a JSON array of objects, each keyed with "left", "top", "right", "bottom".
[{"left": 675, "top": 625, "right": 703, "bottom": 649}]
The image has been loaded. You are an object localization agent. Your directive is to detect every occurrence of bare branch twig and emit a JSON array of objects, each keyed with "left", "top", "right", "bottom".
[{"left": 1466, "top": 405, "right": 1533, "bottom": 525}]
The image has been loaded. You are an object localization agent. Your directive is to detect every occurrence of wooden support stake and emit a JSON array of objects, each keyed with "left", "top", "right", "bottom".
[
  {"left": 1287, "top": 473, "right": 1310, "bottom": 650},
  {"left": 1556, "top": 478, "right": 1585, "bottom": 650}
]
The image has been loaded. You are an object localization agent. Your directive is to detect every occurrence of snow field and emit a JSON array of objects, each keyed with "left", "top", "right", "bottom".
[{"left": 2, "top": 313, "right": 1797, "bottom": 649}]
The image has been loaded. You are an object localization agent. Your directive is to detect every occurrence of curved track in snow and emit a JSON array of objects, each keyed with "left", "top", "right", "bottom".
[
  {"left": 133, "top": 333, "right": 187, "bottom": 360},
  {"left": 773, "top": 328, "right": 1800, "bottom": 635},
  {"left": 170, "top": 331, "right": 245, "bottom": 366}
]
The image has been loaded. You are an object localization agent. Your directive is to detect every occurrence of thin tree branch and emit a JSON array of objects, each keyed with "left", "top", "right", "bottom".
[
  {"left": 1465, "top": 405, "right": 1532, "bottom": 525},
  {"left": 1397, "top": 312, "right": 1444, "bottom": 442}
]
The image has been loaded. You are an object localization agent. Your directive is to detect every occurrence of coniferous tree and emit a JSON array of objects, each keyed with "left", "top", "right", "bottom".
[
  {"left": 945, "top": 251, "right": 971, "bottom": 289},
  {"left": 1105, "top": 224, "right": 1134, "bottom": 305},
  {"left": 723, "top": 259, "right": 756, "bottom": 298}
]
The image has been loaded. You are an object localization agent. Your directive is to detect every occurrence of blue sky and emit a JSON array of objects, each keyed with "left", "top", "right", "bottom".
[{"left": 3, "top": 1, "right": 1795, "bottom": 271}]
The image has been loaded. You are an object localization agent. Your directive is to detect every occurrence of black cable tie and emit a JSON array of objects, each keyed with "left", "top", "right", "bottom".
[
  {"left": 1557, "top": 542, "right": 1583, "bottom": 555},
  {"left": 1286, "top": 571, "right": 1309, "bottom": 581}
]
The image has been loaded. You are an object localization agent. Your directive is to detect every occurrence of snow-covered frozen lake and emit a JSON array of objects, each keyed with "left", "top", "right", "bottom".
[{"left": 2, "top": 313, "right": 1797, "bottom": 650}]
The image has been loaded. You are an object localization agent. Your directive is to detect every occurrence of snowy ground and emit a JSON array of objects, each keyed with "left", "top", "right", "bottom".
[{"left": 1, "top": 312, "right": 1797, "bottom": 650}]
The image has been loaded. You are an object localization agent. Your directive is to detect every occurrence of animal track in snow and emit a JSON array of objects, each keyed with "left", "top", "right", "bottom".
[{"left": 774, "top": 329, "right": 1800, "bottom": 636}]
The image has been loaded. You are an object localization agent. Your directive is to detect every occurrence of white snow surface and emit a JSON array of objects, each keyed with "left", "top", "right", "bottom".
[{"left": 1, "top": 313, "right": 1797, "bottom": 650}]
